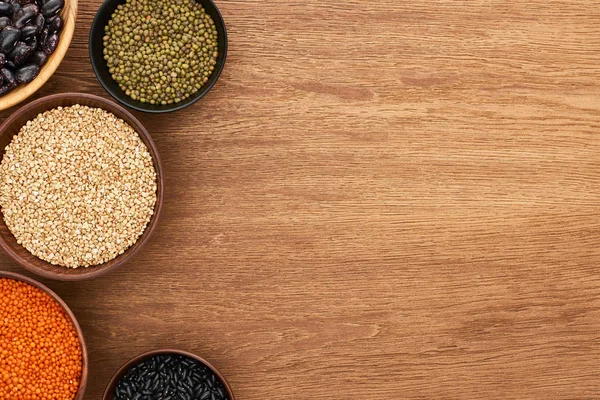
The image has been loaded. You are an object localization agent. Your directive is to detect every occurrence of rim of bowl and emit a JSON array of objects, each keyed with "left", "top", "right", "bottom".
[
  {"left": 0, "top": 92, "right": 164, "bottom": 281},
  {"left": 89, "top": 0, "right": 228, "bottom": 114},
  {"left": 0, "top": 0, "right": 78, "bottom": 111},
  {"left": 102, "top": 349, "right": 235, "bottom": 400},
  {"left": 0, "top": 270, "right": 89, "bottom": 400}
]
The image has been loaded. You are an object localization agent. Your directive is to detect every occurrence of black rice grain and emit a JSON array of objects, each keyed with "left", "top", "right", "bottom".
[{"left": 113, "top": 355, "right": 229, "bottom": 400}]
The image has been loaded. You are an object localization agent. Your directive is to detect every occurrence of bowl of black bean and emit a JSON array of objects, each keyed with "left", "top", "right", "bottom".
[
  {"left": 0, "top": 0, "right": 77, "bottom": 111},
  {"left": 103, "top": 349, "right": 235, "bottom": 400},
  {"left": 89, "top": 0, "right": 227, "bottom": 113}
]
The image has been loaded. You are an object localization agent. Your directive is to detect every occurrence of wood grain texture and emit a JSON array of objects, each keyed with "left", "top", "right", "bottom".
[{"left": 1, "top": 0, "right": 600, "bottom": 399}]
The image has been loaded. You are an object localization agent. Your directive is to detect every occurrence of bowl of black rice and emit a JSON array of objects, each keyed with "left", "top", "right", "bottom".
[{"left": 103, "top": 349, "right": 234, "bottom": 400}]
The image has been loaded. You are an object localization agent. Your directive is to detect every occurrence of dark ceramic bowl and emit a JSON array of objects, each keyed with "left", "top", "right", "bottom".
[
  {"left": 0, "top": 270, "right": 89, "bottom": 399},
  {"left": 89, "top": 0, "right": 228, "bottom": 113},
  {"left": 102, "top": 349, "right": 235, "bottom": 400},
  {"left": 0, "top": 93, "right": 164, "bottom": 281}
]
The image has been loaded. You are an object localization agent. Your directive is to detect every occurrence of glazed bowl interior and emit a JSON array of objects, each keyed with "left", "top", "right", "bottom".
[
  {"left": 102, "top": 349, "right": 235, "bottom": 400},
  {"left": 0, "top": 0, "right": 78, "bottom": 111},
  {"left": 89, "top": 0, "right": 227, "bottom": 113},
  {"left": 0, "top": 93, "right": 164, "bottom": 281},
  {"left": 0, "top": 270, "right": 88, "bottom": 399}
]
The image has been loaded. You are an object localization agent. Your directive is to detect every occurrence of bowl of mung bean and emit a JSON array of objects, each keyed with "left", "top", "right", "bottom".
[
  {"left": 0, "top": 270, "right": 88, "bottom": 399},
  {"left": 89, "top": 0, "right": 227, "bottom": 113},
  {"left": 0, "top": 92, "right": 164, "bottom": 281},
  {"left": 103, "top": 349, "right": 234, "bottom": 400}
]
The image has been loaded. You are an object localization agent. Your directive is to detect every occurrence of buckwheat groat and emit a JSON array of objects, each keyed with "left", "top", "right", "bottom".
[{"left": 0, "top": 105, "right": 157, "bottom": 268}]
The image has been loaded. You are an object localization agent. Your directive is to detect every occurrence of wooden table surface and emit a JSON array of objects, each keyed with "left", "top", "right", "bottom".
[{"left": 1, "top": 1, "right": 600, "bottom": 399}]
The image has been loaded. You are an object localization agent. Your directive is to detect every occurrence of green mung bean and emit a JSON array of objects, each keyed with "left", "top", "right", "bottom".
[{"left": 103, "top": 0, "right": 219, "bottom": 105}]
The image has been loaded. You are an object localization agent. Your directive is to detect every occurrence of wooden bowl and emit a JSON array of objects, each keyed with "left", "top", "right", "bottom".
[
  {"left": 0, "top": 93, "right": 164, "bottom": 281},
  {"left": 89, "top": 0, "right": 227, "bottom": 113},
  {"left": 102, "top": 349, "right": 235, "bottom": 400},
  {"left": 0, "top": 270, "right": 88, "bottom": 399},
  {"left": 0, "top": 0, "right": 78, "bottom": 111}
]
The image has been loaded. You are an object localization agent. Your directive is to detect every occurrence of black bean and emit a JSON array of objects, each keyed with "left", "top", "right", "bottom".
[
  {"left": 40, "top": 0, "right": 60, "bottom": 17},
  {"left": 0, "top": 16, "right": 9, "bottom": 29},
  {"left": 0, "top": 2, "right": 12, "bottom": 17},
  {"left": 0, "top": 26, "right": 20, "bottom": 53},
  {"left": 34, "top": 12, "right": 43, "bottom": 33},
  {"left": 1, "top": 67, "right": 14, "bottom": 86},
  {"left": 9, "top": 1, "right": 19, "bottom": 14},
  {"left": 41, "top": 30, "right": 55, "bottom": 54},
  {"left": 8, "top": 41, "right": 31, "bottom": 65},
  {"left": 20, "top": 23, "right": 37, "bottom": 40},
  {"left": 11, "top": 3, "right": 36, "bottom": 28},
  {"left": 24, "top": 33, "right": 35, "bottom": 48}
]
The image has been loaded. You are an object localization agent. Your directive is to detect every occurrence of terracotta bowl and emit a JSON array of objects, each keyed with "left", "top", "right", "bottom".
[
  {"left": 0, "top": 0, "right": 78, "bottom": 111},
  {"left": 0, "top": 93, "right": 164, "bottom": 281},
  {"left": 0, "top": 270, "right": 88, "bottom": 399},
  {"left": 103, "top": 349, "right": 235, "bottom": 400}
]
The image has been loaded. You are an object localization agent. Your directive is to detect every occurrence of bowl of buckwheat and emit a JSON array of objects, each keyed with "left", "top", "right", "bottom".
[{"left": 0, "top": 93, "right": 164, "bottom": 281}]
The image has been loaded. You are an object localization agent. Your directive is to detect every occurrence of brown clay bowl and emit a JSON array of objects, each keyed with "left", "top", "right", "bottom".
[
  {"left": 0, "top": 270, "right": 88, "bottom": 399},
  {"left": 0, "top": 0, "right": 78, "bottom": 111},
  {"left": 103, "top": 349, "right": 235, "bottom": 400},
  {"left": 0, "top": 93, "right": 164, "bottom": 281}
]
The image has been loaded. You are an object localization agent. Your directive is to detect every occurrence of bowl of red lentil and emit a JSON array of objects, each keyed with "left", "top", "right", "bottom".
[
  {"left": 0, "top": 270, "right": 88, "bottom": 399},
  {"left": 0, "top": 93, "right": 164, "bottom": 281}
]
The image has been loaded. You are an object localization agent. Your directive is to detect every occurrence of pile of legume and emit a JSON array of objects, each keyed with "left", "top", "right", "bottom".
[
  {"left": 0, "top": 277, "right": 82, "bottom": 399},
  {"left": 0, "top": 104, "right": 157, "bottom": 268},
  {"left": 114, "top": 354, "right": 229, "bottom": 400},
  {"left": 103, "top": 0, "right": 219, "bottom": 106}
]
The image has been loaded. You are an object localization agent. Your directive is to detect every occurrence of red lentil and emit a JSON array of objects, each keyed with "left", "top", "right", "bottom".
[{"left": 0, "top": 278, "right": 82, "bottom": 400}]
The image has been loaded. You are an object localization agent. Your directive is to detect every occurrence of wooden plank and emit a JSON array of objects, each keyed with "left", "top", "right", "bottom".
[{"left": 1, "top": 0, "right": 600, "bottom": 398}]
